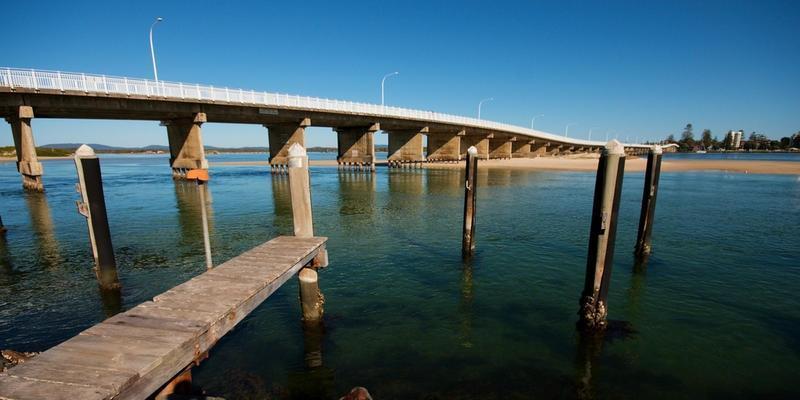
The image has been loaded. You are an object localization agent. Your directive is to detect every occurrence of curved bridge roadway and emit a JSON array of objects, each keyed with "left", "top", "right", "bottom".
[{"left": 0, "top": 67, "right": 656, "bottom": 190}]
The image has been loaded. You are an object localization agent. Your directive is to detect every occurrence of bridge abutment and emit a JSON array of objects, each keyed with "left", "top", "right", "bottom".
[
  {"left": 335, "top": 123, "right": 378, "bottom": 171},
  {"left": 164, "top": 112, "right": 208, "bottom": 180},
  {"left": 6, "top": 106, "right": 44, "bottom": 191},
  {"left": 489, "top": 136, "right": 513, "bottom": 159},
  {"left": 265, "top": 118, "right": 310, "bottom": 174},
  {"left": 387, "top": 127, "right": 426, "bottom": 168},
  {"left": 426, "top": 130, "right": 462, "bottom": 162},
  {"left": 460, "top": 135, "right": 490, "bottom": 160}
]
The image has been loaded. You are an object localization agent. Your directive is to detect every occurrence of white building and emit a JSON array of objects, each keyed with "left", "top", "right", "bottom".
[{"left": 726, "top": 130, "right": 743, "bottom": 150}]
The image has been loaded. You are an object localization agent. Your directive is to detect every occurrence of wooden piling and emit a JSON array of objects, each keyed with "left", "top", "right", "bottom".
[
  {"left": 462, "top": 146, "right": 479, "bottom": 257},
  {"left": 288, "top": 143, "right": 324, "bottom": 322},
  {"left": 634, "top": 146, "right": 663, "bottom": 257},
  {"left": 0, "top": 215, "right": 6, "bottom": 234},
  {"left": 74, "top": 145, "right": 120, "bottom": 290},
  {"left": 579, "top": 140, "right": 626, "bottom": 331}
]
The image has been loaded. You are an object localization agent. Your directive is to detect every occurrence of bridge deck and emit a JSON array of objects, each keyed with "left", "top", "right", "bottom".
[{"left": 0, "top": 235, "right": 327, "bottom": 400}]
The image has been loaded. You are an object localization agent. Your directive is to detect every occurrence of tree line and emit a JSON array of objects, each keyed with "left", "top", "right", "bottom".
[{"left": 663, "top": 124, "right": 800, "bottom": 151}]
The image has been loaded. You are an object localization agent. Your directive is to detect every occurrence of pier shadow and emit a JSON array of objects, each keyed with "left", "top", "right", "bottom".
[
  {"left": 173, "top": 181, "right": 215, "bottom": 249},
  {"left": 0, "top": 231, "right": 12, "bottom": 274},
  {"left": 24, "top": 192, "right": 62, "bottom": 268}
]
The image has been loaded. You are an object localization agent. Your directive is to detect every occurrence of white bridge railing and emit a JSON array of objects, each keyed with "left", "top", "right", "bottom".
[{"left": 1, "top": 67, "right": 646, "bottom": 147}]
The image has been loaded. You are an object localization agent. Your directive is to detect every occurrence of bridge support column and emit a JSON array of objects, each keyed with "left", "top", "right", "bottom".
[
  {"left": 460, "top": 135, "right": 489, "bottom": 160},
  {"left": 387, "top": 127, "right": 426, "bottom": 168},
  {"left": 530, "top": 142, "right": 548, "bottom": 157},
  {"left": 511, "top": 140, "right": 531, "bottom": 158},
  {"left": 265, "top": 118, "right": 310, "bottom": 174},
  {"left": 164, "top": 113, "right": 208, "bottom": 180},
  {"left": 489, "top": 137, "right": 513, "bottom": 159},
  {"left": 547, "top": 144, "right": 562, "bottom": 157},
  {"left": 579, "top": 140, "right": 626, "bottom": 332},
  {"left": 335, "top": 123, "right": 378, "bottom": 172},
  {"left": 6, "top": 106, "right": 43, "bottom": 191},
  {"left": 426, "top": 131, "right": 462, "bottom": 163}
]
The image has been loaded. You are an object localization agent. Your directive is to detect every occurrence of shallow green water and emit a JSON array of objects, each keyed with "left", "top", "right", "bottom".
[{"left": 1, "top": 154, "right": 798, "bottom": 399}]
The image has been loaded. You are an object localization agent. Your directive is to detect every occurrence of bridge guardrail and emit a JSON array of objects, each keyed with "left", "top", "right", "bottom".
[{"left": 1, "top": 67, "right": 651, "bottom": 148}]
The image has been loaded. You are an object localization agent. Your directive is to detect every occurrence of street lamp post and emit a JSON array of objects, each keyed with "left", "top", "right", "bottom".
[
  {"left": 149, "top": 17, "right": 164, "bottom": 82},
  {"left": 589, "top": 127, "right": 599, "bottom": 141},
  {"left": 478, "top": 97, "right": 493, "bottom": 120},
  {"left": 381, "top": 71, "right": 399, "bottom": 107},
  {"left": 531, "top": 114, "right": 544, "bottom": 129},
  {"left": 565, "top": 123, "right": 577, "bottom": 137}
]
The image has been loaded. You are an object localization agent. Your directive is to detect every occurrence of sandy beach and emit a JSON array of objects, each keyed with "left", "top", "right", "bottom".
[
  {"left": 3, "top": 155, "right": 798, "bottom": 175},
  {"left": 210, "top": 155, "right": 800, "bottom": 175}
]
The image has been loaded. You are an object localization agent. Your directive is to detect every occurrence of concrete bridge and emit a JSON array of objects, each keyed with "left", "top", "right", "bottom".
[{"left": 0, "top": 67, "right": 658, "bottom": 191}]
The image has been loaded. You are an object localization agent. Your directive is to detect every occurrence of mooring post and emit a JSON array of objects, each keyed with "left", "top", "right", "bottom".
[
  {"left": 0, "top": 215, "right": 6, "bottom": 234},
  {"left": 288, "top": 143, "right": 324, "bottom": 321},
  {"left": 634, "top": 145, "right": 663, "bottom": 257},
  {"left": 462, "top": 146, "right": 479, "bottom": 257},
  {"left": 187, "top": 169, "right": 213, "bottom": 269},
  {"left": 74, "top": 145, "right": 120, "bottom": 290},
  {"left": 579, "top": 140, "right": 626, "bottom": 331}
]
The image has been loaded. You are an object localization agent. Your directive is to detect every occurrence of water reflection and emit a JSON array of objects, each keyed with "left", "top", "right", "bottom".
[
  {"left": 0, "top": 232, "right": 11, "bottom": 273},
  {"left": 387, "top": 169, "right": 426, "bottom": 195},
  {"left": 24, "top": 192, "right": 62, "bottom": 268},
  {"left": 287, "top": 321, "right": 335, "bottom": 398},
  {"left": 425, "top": 169, "right": 462, "bottom": 195},
  {"left": 270, "top": 175, "right": 292, "bottom": 217},
  {"left": 98, "top": 287, "right": 122, "bottom": 318},
  {"left": 574, "top": 332, "right": 604, "bottom": 399},
  {"left": 337, "top": 172, "right": 376, "bottom": 218},
  {"left": 459, "top": 258, "right": 474, "bottom": 348},
  {"left": 173, "top": 181, "right": 215, "bottom": 248}
]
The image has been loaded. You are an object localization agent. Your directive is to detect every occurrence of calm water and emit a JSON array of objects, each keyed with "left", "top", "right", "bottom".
[{"left": 1, "top": 153, "right": 799, "bottom": 399}]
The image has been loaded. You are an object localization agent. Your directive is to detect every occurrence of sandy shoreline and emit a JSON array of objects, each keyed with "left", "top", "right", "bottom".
[{"left": 3, "top": 155, "right": 798, "bottom": 175}]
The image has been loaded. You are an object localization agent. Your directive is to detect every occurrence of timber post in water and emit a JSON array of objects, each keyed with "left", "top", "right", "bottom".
[
  {"left": 74, "top": 145, "right": 120, "bottom": 290},
  {"left": 579, "top": 140, "right": 626, "bottom": 331},
  {"left": 0, "top": 215, "right": 6, "bottom": 234},
  {"left": 187, "top": 169, "right": 213, "bottom": 269},
  {"left": 288, "top": 143, "right": 325, "bottom": 321},
  {"left": 462, "top": 146, "right": 479, "bottom": 257},
  {"left": 634, "top": 145, "right": 663, "bottom": 257}
]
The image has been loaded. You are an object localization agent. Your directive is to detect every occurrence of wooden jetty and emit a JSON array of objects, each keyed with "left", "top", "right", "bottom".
[{"left": 0, "top": 235, "right": 327, "bottom": 400}]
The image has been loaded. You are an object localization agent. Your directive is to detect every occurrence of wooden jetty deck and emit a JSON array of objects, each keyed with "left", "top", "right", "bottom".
[{"left": 0, "top": 235, "right": 327, "bottom": 400}]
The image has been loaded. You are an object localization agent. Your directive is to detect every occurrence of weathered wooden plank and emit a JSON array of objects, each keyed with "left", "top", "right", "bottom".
[
  {"left": 0, "top": 375, "right": 113, "bottom": 400},
  {"left": 5, "top": 358, "right": 138, "bottom": 393},
  {"left": 0, "top": 236, "right": 328, "bottom": 400}
]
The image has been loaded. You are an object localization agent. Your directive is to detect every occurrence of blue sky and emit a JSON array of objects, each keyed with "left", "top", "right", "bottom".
[{"left": 1, "top": 0, "right": 798, "bottom": 148}]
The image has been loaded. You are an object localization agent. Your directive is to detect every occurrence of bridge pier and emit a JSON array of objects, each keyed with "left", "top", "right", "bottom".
[
  {"left": 265, "top": 118, "right": 310, "bottom": 174},
  {"left": 530, "top": 141, "right": 548, "bottom": 157},
  {"left": 164, "top": 112, "right": 208, "bottom": 180},
  {"left": 426, "top": 130, "right": 462, "bottom": 162},
  {"left": 547, "top": 144, "right": 562, "bottom": 157},
  {"left": 6, "top": 106, "right": 43, "bottom": 191},
  {"left": 511, "top": 140, "right": 531, "bottom": 158},
  {"left": 335, "top": 123, "right": 378, "bottom": 172},
  {"left": 460, "top": 135, "right": 490, "bottom": 160},
  {"left": 387, "top": 127, "right": 426, "bottom": 168},
  {"left": 489, "top": 136, "right": 513, "bottom": 159}
]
